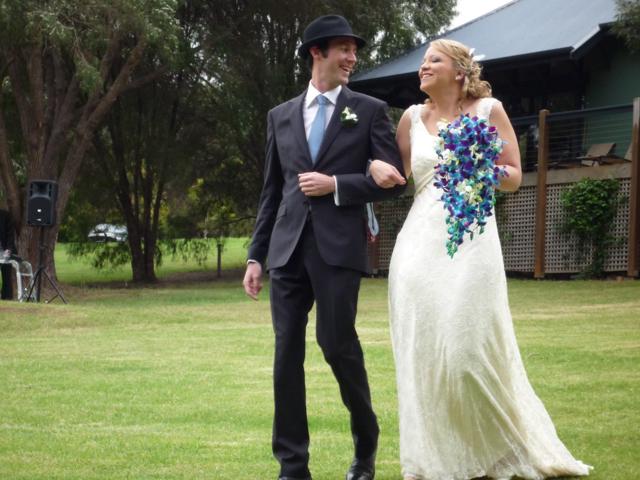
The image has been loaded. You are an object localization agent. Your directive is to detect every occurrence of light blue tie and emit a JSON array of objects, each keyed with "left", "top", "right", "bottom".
[{"left": 308, "top": 94, "right": 328, "bottom": 163}]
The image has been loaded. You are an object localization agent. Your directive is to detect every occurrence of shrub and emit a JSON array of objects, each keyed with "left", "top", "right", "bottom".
[{"left": 560, "top": 178, "right": 622, "bottom": 277}]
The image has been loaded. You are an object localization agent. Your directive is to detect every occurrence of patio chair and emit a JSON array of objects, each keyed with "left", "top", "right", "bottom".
[
  {"left": 0, "top": 255, "right": 34, "bottom": 302},
  {"left": 578, "top": 142, "right": 615, "bottom": 166},
  {"left": 597, "top": 143, "right": 633, "bottom": 165}
]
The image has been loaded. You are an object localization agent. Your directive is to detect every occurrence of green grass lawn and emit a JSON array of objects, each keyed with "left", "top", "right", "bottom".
[
  {"left": 54, "top": 238, "right": 250, "bottom": 285},
  {"left": 0, "top": 253, "right": 639, "bottom": 479}
]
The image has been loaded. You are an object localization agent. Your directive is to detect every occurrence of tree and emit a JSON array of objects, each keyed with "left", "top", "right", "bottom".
[
  {"left": 199, "top": 0, "right": 457, "bottom": 216},
  {"left": 92, "top": 71, "right": 205, "bottom": 282},
  {"left": 0, "top": 0, "right": 179, "bottom": 280},
  {"left": 54, "top": 1, "right": 456, "bottom": 283},
  {"left": 84, "top": 1, "right": 218, "bottom": 282},
  {"left": 613, "top": 0, "right": 640, "bottom": 53}
]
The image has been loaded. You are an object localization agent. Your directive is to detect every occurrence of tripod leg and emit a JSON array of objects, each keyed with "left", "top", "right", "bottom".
[
  {"left": 24, "top": 227, "right": 67, "bottom": 304},
  {"left": 25, "top": 268, "right": 43, "bottom": 303},
  {"left": 39, "top": 269, "right": 67, "bottom": 304},
  {"left": 36, "top": 227, "right": 45, "bottom": 302}
]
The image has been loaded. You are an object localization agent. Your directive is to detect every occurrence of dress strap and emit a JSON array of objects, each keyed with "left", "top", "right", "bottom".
[
  {"left": 408, "top": 104, "right": 423, "bottom": 142},
  {"left": 410, "top": 104, "right": 423, "bottom": 125},
  {"left": 477, "top": 97, "right": 500, "bottom": 123}
]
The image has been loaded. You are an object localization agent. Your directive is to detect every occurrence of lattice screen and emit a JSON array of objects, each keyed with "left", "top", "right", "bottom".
[
  {"left": 370, "top": 178, "right": 631, "bottom": 275},
  {"left": 544, "top": 179, "right": 629, "bottom": 273},
  {"left": 496, "top": 186, "right": 536, "bottom": 272},
  {"left": 371, "top": 196, "right": 414, "bottom": 273}
]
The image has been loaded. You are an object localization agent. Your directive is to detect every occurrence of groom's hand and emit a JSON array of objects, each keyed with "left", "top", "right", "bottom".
[
  {"left": 369, "top": 159, "right": 406, "bottom": 188},
  {"left": 298, "top": 172, "right": 335, "bottom": 196},
  {"left": 243, "top": 262, "right": 263, "bottom": 300}
]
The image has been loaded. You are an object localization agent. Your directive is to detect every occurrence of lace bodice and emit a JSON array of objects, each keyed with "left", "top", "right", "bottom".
[{"left": 408, "top": 98, "right": 500, "bottom": 196}]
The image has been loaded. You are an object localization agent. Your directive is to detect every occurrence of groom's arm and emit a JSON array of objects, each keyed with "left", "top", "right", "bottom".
[
  {"left": 247, "top": 109, "right": 283, "bottom": 267},
  {"left": 334, "top": 101, "right": 406, "bottom": 205}
]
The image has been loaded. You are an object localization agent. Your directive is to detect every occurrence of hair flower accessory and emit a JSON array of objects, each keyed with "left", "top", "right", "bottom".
[
  {"left": 433, "top": 113, "right": 508, "bottom": 258},
  {"left": 468, "top": 46, "right": 485, "bottom": 61},
  {"left": 340, "top": 106, "right": 358, "bottom": 126}
]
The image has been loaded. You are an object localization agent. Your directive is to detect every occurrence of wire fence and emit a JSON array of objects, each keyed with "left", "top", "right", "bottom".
[{"left": 512, "top": 104, "right": 634, "bottom": 172}]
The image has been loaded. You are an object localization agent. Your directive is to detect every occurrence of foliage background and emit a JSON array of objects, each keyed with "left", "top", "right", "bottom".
[{"left": 0, "top": 0, "right": 458, "bottom": 281}]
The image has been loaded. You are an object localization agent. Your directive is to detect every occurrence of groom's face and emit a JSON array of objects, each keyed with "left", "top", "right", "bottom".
[{"left": 312, "top": 37, "right": 357, "bottom": 90}]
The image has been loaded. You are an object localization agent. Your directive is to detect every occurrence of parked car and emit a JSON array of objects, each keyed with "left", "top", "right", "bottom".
[{"left": 88, "top": 224, "right": 128, "bottom": 242}]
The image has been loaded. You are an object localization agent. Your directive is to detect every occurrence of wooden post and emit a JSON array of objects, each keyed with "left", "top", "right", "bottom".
[
  {"left": 628, "top": 98, "right": 640, "bottom": 278},
  {"left": 534, "top": 109, "right": 550, "bottom": 279}
]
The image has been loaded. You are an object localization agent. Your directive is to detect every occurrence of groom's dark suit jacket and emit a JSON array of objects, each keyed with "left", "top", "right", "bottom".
[{"left": 248, "top": 86, "right": 405, "bottom": 273}]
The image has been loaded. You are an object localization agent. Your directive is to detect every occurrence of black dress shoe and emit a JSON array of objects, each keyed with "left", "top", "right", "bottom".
[{"left": 345, "top": 457, "right": 375, "bottom": 480}]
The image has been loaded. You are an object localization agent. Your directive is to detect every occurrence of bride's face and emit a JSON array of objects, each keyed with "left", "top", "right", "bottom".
[{"left": 418, "top": 46, "right": 459, "bottom": 93}]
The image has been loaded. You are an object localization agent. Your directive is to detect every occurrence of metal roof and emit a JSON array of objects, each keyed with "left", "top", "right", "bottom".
[{"left": 352, "top": 0, "right": 618, "bottom": 84}]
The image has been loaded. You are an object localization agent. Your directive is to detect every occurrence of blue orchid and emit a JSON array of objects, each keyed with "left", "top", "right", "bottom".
[{"left": 434, "top": 114, "right": 508, "bottom": 258}]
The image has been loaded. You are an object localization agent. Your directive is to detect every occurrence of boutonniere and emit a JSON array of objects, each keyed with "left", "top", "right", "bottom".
[{"left": 340, "top": 106, "right": 358, "bottom": 126}]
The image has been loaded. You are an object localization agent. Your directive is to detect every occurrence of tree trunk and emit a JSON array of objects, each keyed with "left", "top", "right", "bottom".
[
  {"left": 122, "top": 203, "right": 156, "bottom": 283},
  {"left": 144, "top": 235, "right": 157, "bottom": 282},
  {"left": 0, "top": 104, "right": 23, "bottom": 233},
  {"left": 130, "top": 246, "right": 150, "bottom": 283}
]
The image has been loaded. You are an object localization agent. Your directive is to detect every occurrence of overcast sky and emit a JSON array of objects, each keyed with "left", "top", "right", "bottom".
[{"left": 450, "top": 0, "right": 514, "bottom": 29}]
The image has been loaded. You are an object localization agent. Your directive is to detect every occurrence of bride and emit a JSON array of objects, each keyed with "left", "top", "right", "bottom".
[{"left": 369, "top": 39, "right": 592, "bottom": 480}]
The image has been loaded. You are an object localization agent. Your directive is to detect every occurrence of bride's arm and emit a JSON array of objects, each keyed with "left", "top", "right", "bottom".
[
  {"left": 491, "top": 102, "right": 522, "bottom": 192},
  {"left": 370, "top": 108, "right": 412, "bottom": 188}
]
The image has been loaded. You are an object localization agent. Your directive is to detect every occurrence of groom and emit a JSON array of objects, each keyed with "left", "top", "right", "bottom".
[{"left": 243, "top": 14, "right": 406, "bottom": 480}]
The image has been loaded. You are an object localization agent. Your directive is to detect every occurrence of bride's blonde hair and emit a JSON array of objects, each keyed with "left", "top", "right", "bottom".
[{"left": 426, "top": 39, "right": 492, "bottom": 103}]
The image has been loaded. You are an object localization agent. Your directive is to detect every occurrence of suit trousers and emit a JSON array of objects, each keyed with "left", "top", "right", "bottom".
[{"left": 269, "top": 219, "right": 379, "bottom": 478}]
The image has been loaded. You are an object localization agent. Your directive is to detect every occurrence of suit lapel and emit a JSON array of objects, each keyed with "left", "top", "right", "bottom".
[{"left": 315, "top": 87, "right": 355, "bottom": 166}]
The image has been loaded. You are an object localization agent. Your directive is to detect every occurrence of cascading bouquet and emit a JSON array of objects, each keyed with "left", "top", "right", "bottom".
[{"left": 433, "top": 114, "right": 507, "bottom": 258}]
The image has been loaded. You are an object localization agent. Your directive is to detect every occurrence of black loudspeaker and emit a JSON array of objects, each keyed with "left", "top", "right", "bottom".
[{"left": 27, "top": 180, "right": 58, "bottom": 227}]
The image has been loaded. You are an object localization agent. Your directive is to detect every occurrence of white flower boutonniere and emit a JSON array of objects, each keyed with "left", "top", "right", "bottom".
[{"left": 340, "top": 107, "right": 358, "bottom": 126}]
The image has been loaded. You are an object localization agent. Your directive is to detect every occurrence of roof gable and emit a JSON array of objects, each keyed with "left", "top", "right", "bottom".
[{"left": 352, "top": 0, "right": 617, "bottom": 83}]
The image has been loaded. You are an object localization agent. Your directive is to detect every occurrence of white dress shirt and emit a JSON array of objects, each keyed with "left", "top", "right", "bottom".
[
  {"left": 304, "top": 82, "right": 342, "bottom": 205},
  {"left": 304, "top": 82, "right": 341, "bottom": 138}
]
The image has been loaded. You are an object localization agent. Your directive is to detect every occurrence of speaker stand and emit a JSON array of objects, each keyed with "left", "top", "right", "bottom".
[{"left": 26, "top": 227, "right": 67, "bottom": 304}]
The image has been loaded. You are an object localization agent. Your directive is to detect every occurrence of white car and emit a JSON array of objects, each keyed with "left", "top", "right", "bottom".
[{"left": 88, "top": 224, "right": 128, "bottom": 242}]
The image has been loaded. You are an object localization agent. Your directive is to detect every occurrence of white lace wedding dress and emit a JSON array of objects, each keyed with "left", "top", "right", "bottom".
[{"left": 388, "top": 99, "right": 592, "bottom": 480}]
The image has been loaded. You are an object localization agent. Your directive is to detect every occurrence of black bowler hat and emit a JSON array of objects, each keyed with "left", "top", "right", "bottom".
[{"left": 298, "top": 14, "right": 366, "bottom": 58}]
